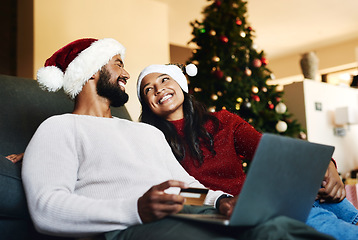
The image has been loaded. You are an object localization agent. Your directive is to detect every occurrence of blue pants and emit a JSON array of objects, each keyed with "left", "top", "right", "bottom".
[{"left": 307, "top": 199, "right": 358, "bottom": 240}]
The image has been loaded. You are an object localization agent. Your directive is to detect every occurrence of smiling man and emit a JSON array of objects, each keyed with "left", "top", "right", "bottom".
[{"left": 22, "top": 38, "right": 334, "bottom": 240}]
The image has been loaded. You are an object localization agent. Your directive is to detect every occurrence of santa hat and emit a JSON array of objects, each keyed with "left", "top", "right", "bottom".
[
  {"left": 37, "top": 38, "right": 126, "bottom": 99},
  {"left": 137, "top": 63, "right": 197, "bottom": 101}
]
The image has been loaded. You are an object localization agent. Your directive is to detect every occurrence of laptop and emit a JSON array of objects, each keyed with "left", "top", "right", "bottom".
[{"left": 173, "top": 133, "right": 334, "bottom": 226}]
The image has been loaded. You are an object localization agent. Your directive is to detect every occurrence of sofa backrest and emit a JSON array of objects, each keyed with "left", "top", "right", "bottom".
[{"left": 0, "top": 74, "right": 132, "bottom": 155}]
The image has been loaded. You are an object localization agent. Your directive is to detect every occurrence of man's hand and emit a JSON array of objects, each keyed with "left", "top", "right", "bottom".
[
  {"left": 218, "top": 196, "right": 238, "bottom": 217},
  {"left": 138, "top": 180, "right": 188, "bottom": 223},
  {"left": 5, "top": 153, "right": 24, "bottom": 163},
  {"left": 317, "top": 161, "right": 345, "bottom": 203}
]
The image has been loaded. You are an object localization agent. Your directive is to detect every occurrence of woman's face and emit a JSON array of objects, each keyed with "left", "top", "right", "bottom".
[{"left": 140, "top": 72, "right": 185, "bottom": 121}]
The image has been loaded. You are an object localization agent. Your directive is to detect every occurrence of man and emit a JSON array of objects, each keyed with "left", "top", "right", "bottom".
[{"left": 22, "top": 38, "right": 333, "bottom": 240}]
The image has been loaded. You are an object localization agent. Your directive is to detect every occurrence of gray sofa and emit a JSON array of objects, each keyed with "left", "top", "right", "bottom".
[{"left": 0, "top": 74, "right": 131, "bottom": 240}]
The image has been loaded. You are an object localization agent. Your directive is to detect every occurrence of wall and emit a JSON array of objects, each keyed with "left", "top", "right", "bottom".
[
  {"left": 269, "top": 38, "right": 358, "bottom": 81},
  {"left": 22, "top": 0, "right": 170, "bottom": 121},
  {"left": 284, "top": 80, "right": 358, "bottom": 176}
]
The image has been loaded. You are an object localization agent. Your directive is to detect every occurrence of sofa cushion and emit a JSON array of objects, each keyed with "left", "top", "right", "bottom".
[{"left": 0, "top": 74, "right": 131, "bottom": 155}]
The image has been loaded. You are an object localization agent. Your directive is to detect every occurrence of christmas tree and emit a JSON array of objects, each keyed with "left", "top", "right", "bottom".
[
  {"left": 187, "top": 0, "right": 305, "bottom": 172},
  {"left": 187, "top": 0, "right": 305, "bottom": 139}
]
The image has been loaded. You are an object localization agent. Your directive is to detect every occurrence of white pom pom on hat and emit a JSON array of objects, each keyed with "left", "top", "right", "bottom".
[
  {"left": 185, "top": 63, "right": 198, "bottom": 77},
  {"left": 137, "top": 63, "right": 198, "bottom": 101},
  {"left": 37, "top": 66, "right": 64, "bottom": 92},
  {"left": 37, "top": 38, "right": 126, "bottom": 99}
]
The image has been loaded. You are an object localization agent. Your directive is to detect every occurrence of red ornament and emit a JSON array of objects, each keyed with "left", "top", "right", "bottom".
[
  {"left": 276, "top": 97, "right": 281, "bottom": 102},
  {"left": 215, "top": 0, "right": 222, "bottom": 7},
  {"left": 236, "top": 18, "right": 242, "bottom": 26},
  {"left": 252, "top": 95, "right": 260, "bottom": 102},
  {"left": 268, "top": 103, "right": 274, "bottom": 109},
  {"left": 247, "top": 26, "right": 253, "bottom": 31},
  {"left": 213, "top": 69, "right": 224, "bottom": 79},
  {"left": 252, "top": 59, "right": 262, "bottom": 68},
  {"left": 220, "top": 36, "right": 229, "bottom": 43},
  {"left": 261, "top": 57, "right": 269, "bottom": 65}
]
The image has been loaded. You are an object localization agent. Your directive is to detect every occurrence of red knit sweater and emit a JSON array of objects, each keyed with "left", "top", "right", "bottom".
[{"left": 170, "top": 110, "right": 262, "bottom": 196}]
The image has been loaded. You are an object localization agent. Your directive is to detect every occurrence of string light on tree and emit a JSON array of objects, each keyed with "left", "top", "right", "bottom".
[
  {"left": 252, "top": 86, "right": 259, "bottom": 94},
  {"left": 226, "top": 76, "right": 232, "bottom": 82}
]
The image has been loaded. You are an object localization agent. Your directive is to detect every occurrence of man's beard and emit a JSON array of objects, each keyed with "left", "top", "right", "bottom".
[{"left": 96, "top": 68, "right": 129, "bottom": 107}]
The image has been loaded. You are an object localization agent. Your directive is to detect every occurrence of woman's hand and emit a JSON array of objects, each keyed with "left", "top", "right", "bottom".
[
  {"left": 316, "top": 161, "right": 345, "bottom": 203},
  {"left": 138, "top": 180, "right": 187, "bottom": 223},
  {"left": 218, "top": 196, "right": 238, "bottom": 217},
  {"left": 5, "top": 153, "right": 24, "bottom": 163}
]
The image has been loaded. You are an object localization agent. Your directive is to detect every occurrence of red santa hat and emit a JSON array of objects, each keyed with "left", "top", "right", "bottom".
[{"left": 37, "top": 38, "right": 126, "bottom": 99}]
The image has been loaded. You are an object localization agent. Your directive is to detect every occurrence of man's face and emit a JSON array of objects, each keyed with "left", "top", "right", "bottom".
[{"left": 96, "top": 55, "right": 130, "bottom": 107}]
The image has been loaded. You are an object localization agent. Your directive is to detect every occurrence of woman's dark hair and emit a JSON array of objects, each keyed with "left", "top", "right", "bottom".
[{"left": 140, "top": 92, "right": 219, "bottom": 165}]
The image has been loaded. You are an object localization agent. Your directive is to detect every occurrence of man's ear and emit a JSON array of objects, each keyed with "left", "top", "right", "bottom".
[{"left": 90, "top": 71, "right": 100, "bottom": 81}]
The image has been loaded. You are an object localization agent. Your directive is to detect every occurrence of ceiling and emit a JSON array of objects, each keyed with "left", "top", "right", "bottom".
[{"left": 155, "top": 0, "right": 358, "bottom": 60}]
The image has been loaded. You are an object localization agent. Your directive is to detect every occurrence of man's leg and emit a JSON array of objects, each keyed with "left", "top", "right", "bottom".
[{"left": 106, "top": 206, "right": 334, "bottom": 240}]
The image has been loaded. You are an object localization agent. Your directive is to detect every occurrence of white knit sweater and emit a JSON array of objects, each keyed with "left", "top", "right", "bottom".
[{"left": 22, "top": 114, "right": 224, "bottom": 237}]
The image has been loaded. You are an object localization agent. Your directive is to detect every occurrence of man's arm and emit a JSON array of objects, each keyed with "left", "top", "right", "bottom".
[{"left": 22, "top": 116, "right": 142, "bottom": 237}]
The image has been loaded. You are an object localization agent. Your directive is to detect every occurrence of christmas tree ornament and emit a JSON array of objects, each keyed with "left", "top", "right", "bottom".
[
  {"left": 252, "top": 95, "right": 260, "bottom": 102},
  {"left": 245, "top": 68, "right": 252, "bottom": 76},
  {"left": 185, "top": 63, "right": 198, "bottom": 76},
  {"left": 233, "top": 3, "right": 239, "bottom": 8},
  {"left": 268, "top": 103, "right": 274, "bottom": 109},
  {"left": 209, "top": 30, "right": 216, "bottom": 36},
  {"left": 213, "top": 69, "right": 224, "bottom": 79},
  {"left": 252, "top": 86, "right": 259, "bottom": 94},
  {"left": 261, "top": 57, "right": 269, "bottom": 65},
  {"left": 215, "top": 0, "right": 222, "bottom": 7},
  {"left": 192, "top": 49, "right": 197, "bottom": 54},
  {"left": 276, "top": 120, "right": 288, "bottom": 133},
  {"left": 220, "top": 36, "right": 229, "bottom": 43},
  {"left": 217, "top": 91, "right": 223, "bottom": 97},
  {"left": 226, "top": 76, "right": 232, "bottom": 82},
  {"left": 299, "top": 131, "right": 307, "bottom": 140},
  {"left": 212, "top": 56, "right": 220, "bottom": 62},
  {"left": 252, "top": 59, "right": 262, "bottom": 68},
  {"left": 199, "top": 28, "right": 206, "bottom": 34},
  {"left": 236, "top": 18, "right": 242, "bottom": 26},
  {"left": 275, "top": 102, "right": 287, "bottom": 114},
  {"left": 194, "top": 87, "right": 202, "bottom": 92},
  {"left": 240, "top": 31, "right": 246, "bottom": 38},
  {"left": 262, "top": 87, "right": 267, "bottom": 92},
  {"left": 211, "top": 94, "right": 218, "bottom": 101}
]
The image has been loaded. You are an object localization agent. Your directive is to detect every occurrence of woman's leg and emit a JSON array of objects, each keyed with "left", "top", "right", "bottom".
[
  {"left": 313, "top": 199, "right": 358, "bottom": 224},
  {"left": 306, "top": 205, "right": 358, "bottom": 240}
]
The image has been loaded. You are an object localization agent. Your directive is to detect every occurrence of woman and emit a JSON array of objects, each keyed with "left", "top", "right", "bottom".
[{"left": 137, "top": 63, "right": 358, "bottom": 239}]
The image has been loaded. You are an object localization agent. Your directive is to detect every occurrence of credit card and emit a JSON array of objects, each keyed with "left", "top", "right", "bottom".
[{"left": 180, "top": 188, "right": 208, "bottom": 206}]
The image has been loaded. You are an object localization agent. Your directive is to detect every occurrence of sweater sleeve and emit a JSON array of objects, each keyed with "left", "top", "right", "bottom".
[
  {"left": 22, "top": 116, "right": 141, "bottom": 237},
  {"left": 223, "top": 110, "right": 262, "bottom": 161}
]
